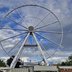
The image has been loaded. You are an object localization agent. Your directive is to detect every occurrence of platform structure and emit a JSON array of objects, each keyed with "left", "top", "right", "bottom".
[{"left": 0, "top": 66, "right": 58, "bottom": 72}]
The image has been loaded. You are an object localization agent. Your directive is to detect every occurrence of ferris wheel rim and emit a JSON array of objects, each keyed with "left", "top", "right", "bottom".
[{"left": 0, "top": 4, "right": 63, "bottom": 60}]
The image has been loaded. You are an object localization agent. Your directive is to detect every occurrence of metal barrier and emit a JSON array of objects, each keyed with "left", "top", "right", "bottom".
[
  {"left": 0, "top": 66, "right": 34, "bottom": 72},
  {"left": 0, "top": 66, "right": 59, "bottom": 72}
]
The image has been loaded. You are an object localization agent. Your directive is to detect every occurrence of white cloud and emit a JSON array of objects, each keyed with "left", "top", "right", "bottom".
[
  {"left": 47, "top": 57, "right": 67, "bottom": 64},
  {"left": 0, "top": 25, "right": 22, "bottom": 50}
]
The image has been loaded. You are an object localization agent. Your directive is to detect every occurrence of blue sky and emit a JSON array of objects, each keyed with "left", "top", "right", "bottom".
[{"left": 0, "top": 0, "right": 72, "bottom": 64}]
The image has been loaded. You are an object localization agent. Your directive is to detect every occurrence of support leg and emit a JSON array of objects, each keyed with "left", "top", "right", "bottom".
[
  {"left": 33, "top": 33, "right": 48, "bottom": 65},
  {"left": 10, "top": 33, "right": 30, "bottom": 68}
]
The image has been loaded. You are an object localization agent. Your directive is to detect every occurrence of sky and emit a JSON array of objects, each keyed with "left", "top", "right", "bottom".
[{"left": 0, "top": 0, "right": 72, "bottom": 64}]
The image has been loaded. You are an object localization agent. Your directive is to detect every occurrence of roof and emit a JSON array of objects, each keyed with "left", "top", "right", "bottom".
[
  {"left": 34, "top": 66, "right": 58, "bottom": 71},
  {"left": 59, "top": 66, "right": 72, "bottom": 69},
  {"left": 0, "top": 67, "right": 10, "bottom": 70}
]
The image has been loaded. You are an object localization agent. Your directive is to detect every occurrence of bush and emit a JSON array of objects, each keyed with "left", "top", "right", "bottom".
[
  {"left": 0, "top": 59, "right": 6, "bottom": 67},
  {"left": 60, "top": 55, "right": 72, "bottom": 66}
]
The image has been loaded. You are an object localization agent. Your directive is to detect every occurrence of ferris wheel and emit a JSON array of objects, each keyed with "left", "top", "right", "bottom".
[{"left": 0, "top": 4, "right": 63, "bottom": 68}]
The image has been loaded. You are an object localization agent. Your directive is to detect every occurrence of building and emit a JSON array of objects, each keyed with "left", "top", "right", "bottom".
[
  {"left": 34, "top": 66, "right": 58, "bottom": 72},
  {"left": 59, "top": 66, "right": 72, "bottom": 72},
  {"left": 0, "top": 66, "right": 72, "bottom": 72}
]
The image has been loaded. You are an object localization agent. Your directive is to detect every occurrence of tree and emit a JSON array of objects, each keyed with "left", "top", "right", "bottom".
[
  {"left": 68, "top": 55, "right": 72, "bottom": 61},
  {"left": 61, "top": 62, "right": 66, "bottom": 66},
  {"left": 7, "top": 55, "right": 23, "bottom": 68},
  {"left": 60, "top": 55, "right": 72, "bottom": 66},
  {"left": 0, "top": 59, "right": 6, "bottom": 67}
]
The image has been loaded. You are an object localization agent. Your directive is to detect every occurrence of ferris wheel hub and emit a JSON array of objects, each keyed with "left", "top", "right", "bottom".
[{"left": 28, "top": 26, "right": 34, "bottom": 33}]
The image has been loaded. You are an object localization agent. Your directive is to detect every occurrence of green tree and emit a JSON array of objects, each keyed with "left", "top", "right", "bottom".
[
  {"left": 0, "top": 59, "right": 6, "bottom": 67},
  {"left": 68, "top": 55, "right": 72, "bottom": 61},
  {"left": 60, "top": 55, "right": 72, "bottom": 66}
]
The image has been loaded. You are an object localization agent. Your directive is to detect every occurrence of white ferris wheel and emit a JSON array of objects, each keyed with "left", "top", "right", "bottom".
[{"left": 0, "top": 4, "right": 63, "bottom": 68}]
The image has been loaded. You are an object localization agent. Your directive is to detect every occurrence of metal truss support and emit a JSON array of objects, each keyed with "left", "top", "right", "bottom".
[{"left": 10, "top": 32, "right": 48, "bottom": 68}]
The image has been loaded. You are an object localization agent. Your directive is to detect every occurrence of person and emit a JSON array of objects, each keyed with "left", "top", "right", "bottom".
[
  {"left": 7, "top": 55, "right": 23, "bottom": 68},
  {"left": 15, "top": 59, "right": 23, "bottom": 68},
  {"left": 7, "top": 55, "right": 15, "bottom": 67}
]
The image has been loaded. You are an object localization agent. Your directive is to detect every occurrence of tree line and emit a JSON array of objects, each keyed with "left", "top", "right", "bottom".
[
  {"left": 60, "top": 55, "right": 72, "bottom": 66},
  {"left": 0, "top": 55, "right": 72, "bottom": 67}
]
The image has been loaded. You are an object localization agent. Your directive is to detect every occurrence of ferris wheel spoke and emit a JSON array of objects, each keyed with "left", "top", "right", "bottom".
[
  {"left": 19, "top": 15, "right": 26, "bottom": 25},
  {"left": 15, "top": 9, "right": 22, "bottom": 18},
  {"left": 35, "top": 21, "right": 59, "bottom": 30},
  {"left": 35, "top": 30, "right": 62, "bottom": 34},
  {"left": 16, "top": 10, "right": 29, "bottom": 27},
  {"left": 17, "top": 10, "right": 24, "bottom": 23},
  {"left": 0, "top": 28, "right": 27, "bottom": 31},
  {"left": 35, "top": 32, "right": 63, "bottom": 48},
  {"left": 40, "top": 43, "right": 52, "bottom": 58},
  {"left": 8, "top": 33, "right": 27, "bottom": 54},
  {"left": 15, "top": 9, "right": 30, "bottom": 28},
  {"left": 34, "top": 13, "right": 50, "bottom": 28},
  {"left": 0, "top": 42, "right": 9, "bottom": 56},
  {"left": 0, "top": 32, "right": 27, "bottom": 42},
  {"left": 40, "top": 42, "right": 57, "bottom": 59},
  {"left": 7, "top": 18, "right": 28, "bottom": 30},
  {"left": 40, "top": 39, "right": 58, "bottom": 58},
  {"left": 47, "top": 50, "right": 57, "bottom": 59},
  {"left": 7, "top": 41, "right": 21, "bottom": 54},
  {"left": 40, "top": 42, "right": 48, "bottom": 52}
]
